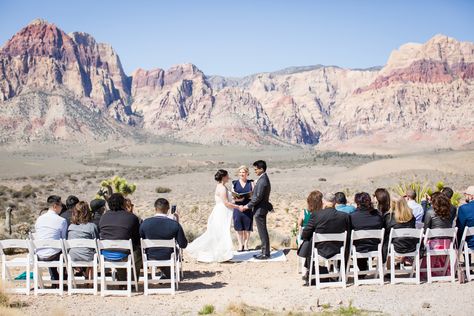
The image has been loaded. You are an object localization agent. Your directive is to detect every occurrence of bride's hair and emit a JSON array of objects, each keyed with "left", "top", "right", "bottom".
[{"left": 214, "top": 169, "right": 228, "bottom": 182}]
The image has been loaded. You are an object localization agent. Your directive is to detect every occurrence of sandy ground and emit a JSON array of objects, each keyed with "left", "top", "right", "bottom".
[
  {"left": 1, "top": 143, "right": 474, "bottom": 315},
  {"left": 7, "top": 250, "right": 474, "bottom": 316}
]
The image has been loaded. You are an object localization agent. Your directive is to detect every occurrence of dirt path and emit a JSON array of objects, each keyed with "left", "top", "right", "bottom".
[{"left": 10, "top": 250, "right": 474, "bottom": 315}]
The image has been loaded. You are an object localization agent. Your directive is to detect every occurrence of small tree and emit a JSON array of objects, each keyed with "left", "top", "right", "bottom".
[{"left": 96, "top": 176, "right": 137, "bottom": 199}]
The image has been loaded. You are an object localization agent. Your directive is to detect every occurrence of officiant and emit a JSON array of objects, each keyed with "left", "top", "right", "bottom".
[{"left": 232, "top": 165, "right": 254, "bottom": 251}]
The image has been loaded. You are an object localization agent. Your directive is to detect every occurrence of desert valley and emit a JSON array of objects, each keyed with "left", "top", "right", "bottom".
[{"left": 0, "top": 17, "right": 474, "bottom": 316}]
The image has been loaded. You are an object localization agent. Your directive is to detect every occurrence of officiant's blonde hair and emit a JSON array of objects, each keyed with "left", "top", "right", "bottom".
[{"left": 236, "top": 165, "right": 249, "bottom": 175}]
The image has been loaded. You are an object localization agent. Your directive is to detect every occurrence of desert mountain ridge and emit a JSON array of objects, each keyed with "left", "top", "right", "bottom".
[{"left": 1, "top": 19, "right": 473, "bottom": 148}]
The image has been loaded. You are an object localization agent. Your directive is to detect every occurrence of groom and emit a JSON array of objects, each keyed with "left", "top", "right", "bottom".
[{"left": 240, "top": 160, "right": 272, "bottom": 260}]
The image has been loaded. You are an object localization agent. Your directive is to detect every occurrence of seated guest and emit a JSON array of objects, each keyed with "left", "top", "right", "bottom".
[
  {"left": 457, "top": 186, "right": 474, "bottom": 249},
  {"left": 350, "top": 192, "right": 383, "bottom": 271},
  {"left": 139, "top": 198, "right": 188, "bottom": 278},
  {"left": 60, "top": 195, "right": 80, "bottom": 227},
  {"left": 374, "top": 188, "right": 391, "bottom": 215},
  {"left": 99, "top": 193, "right": 142, "bottom": 280},
  {"left": 441, "top": 187, "right": 457, "bottom": 223},
  {"left": 335, "top": 192, "right": 356, "bottom": 214},
  {"left": 421, "top": 192, "right": 455, "bottom": 277},
  {"left": 90, "top": 199, "right": 106, "bottom": 229},
  {"left": 297, "top": 191, "right": 323, "bottom": 242},
  {"left": 68, "top": 201, "right": 99, "bottom": 279},
  {"left": 35, "top": 195, "right": 68, "bottom": 284},
  {"left": 382, "top": 195, "right": 416, "bottom": 263},
  {"left": 301, "top": 192, "right": 351, "bottom": 284},
  {"left": 405, "top": 189, "right": 424, "bottom": 227}
]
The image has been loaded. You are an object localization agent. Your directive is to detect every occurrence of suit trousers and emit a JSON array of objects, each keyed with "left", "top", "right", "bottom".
[{"left": 255, "top": 212, "right": 270, "bottom": 256}]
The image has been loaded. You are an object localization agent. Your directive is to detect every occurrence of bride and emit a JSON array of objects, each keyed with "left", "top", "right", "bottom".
[{"left": 186, "top": 169, "right": 241, "bottom": 262}]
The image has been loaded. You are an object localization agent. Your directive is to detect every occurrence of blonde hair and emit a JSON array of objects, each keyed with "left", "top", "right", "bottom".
[
  {"left": 236, "top": 165, "right": 249, "bottom": 175},
  {"left": 389, "top": 195, "right": 413, "bottom": 223}
]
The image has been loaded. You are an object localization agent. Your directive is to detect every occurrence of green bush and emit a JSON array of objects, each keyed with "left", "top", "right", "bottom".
[
  {"left": 198, "top": 304, "right": 215, "bottom": 315},
  {"left": 155, "top": 186, "right": 172, "bottom": 194}
]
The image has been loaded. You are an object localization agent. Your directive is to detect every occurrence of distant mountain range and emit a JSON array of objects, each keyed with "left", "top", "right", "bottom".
[{"left": 1, "top": 18, "right": 473, "bottom": 148}]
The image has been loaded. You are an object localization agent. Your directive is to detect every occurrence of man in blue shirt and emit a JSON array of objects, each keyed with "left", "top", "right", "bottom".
[
  {"left": 334, "top": 192, "right": 356, "bottom": 214},
  {"left": 457, "top": 186, "right": 474, "bottom": 249}
]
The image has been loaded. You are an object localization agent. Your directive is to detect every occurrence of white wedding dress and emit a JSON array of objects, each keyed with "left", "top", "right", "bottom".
[{"left": 186, "top": 188, "right": 234, "bottom": 262}]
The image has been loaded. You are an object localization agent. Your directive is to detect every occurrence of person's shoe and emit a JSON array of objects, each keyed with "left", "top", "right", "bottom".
[
  {"left": 254, "top": 254, "right": 271, "bottom": 260},
  {"left": 237, "top": 246, "right": 245, "bottom": 252}
]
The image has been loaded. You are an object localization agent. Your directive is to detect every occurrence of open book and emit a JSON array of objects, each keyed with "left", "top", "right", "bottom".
[{"left": 231, "top": 190, "right": 252, "bottom": 200}]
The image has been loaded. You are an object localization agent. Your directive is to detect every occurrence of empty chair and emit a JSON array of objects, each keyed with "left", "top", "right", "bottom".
[
  {"left": 63, "top": 239, "right": 99, "bottom": 295},
  {"left": 460, "top": 227, "right": 474, "bottom": 281},
  {"left": 308, "top": 232, "right": 347, "bottom": 289},
  {"left": 140, "top": 238, "right": 179, "bottom": 295},
  {"left": 31, "top": 239, "right": 67, "bottom": 295},
  {"left": 98, "top": 239, "right": 138, "bottom": 297},
  {"left": 0, "top": 239, "right": 32, "bottom": 294},
  {"left": 347, "top": 229, "right": 385, "bottom": 286},
  {"left": 422, "top": 227, "right": 458, "bottom": 283},
  {"left": 386, "top": 228, "right": 423, "bottom": 284}
]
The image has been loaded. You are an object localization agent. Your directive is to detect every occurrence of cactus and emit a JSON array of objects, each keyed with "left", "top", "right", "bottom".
[{"left": 96, "top": 176, "right": 137, "bottom": 199}]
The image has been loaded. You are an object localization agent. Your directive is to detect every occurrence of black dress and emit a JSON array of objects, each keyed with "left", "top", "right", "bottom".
[{"left": 232, "top": 180, "right": 253, "bottom": 231}]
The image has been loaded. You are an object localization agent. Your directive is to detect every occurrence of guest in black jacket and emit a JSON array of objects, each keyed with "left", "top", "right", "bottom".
[
  {"left": 350, "top": 192, "right": 383, "bottom": 271},
  {"left": 382, "top": 195, "right": 417, "bottom": 263},
  {"left": 99, "top": 193, "right": 142, "bottom": 280},
  {"left": 301, "top": 191, "right": 351, "bottom": 283},
  {"left": 60, "top": 195, "right": 79, "bottom": 227},
  {"left": 140, "top": 198, "right": 188, "bottom": 278}
]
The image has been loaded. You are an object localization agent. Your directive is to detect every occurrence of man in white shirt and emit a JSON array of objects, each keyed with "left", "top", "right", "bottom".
[
  {"left": 405, "top": 189, "right": 424, "bottom": 227},
  {"left": 34, "top": 195, "right": 68, "bottom": 282}
]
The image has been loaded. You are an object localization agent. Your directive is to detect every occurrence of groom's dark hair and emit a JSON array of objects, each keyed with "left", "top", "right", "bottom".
[{"left": 253, "top": 160, "right": 267, "bottom": 172}]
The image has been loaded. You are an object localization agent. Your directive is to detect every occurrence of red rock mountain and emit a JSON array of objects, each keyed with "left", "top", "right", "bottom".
[{"left": 1, "top": 20, "right": 473, "bottom": 147}]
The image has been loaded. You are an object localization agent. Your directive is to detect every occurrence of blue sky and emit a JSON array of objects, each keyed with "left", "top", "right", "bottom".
[{"left": 1, "top": 0, "right": 473, "bottom": 77}]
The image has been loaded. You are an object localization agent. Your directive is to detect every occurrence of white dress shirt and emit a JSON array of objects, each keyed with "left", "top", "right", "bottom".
[
  {"left": 407, "top": 200, "right": 424, "bottom": 224},
  {"left": 34, "top": 210, "right": 68, "bottom": 258}
]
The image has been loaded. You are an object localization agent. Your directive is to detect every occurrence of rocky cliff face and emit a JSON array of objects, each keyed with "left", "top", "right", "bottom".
[{"left": 1, "top": 21, "right": 473, "bottom": 147}]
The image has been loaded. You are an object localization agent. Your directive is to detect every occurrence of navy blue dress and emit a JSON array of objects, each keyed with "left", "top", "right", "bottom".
[{"left": 233, "top": 180, "right": 254, "bottom": 231}]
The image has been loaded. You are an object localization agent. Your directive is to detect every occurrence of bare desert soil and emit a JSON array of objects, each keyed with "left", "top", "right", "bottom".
[{"left": 1, "top": 142, "right": 474, "bottom": 315}]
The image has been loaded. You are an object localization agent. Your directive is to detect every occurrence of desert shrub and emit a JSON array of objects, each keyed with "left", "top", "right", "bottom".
[
  {"left": 394, "top": 181, "right": 431, "bottom": 204},
  {"left": 198, "top": 304, "right": 215, "bottom": 315},
  {"left": 155, "top": 186, "right": 172, "bottom": 194}
]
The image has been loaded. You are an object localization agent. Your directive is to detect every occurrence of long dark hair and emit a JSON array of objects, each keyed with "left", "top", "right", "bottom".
[
  {"left": 432, "top": 192, "right": 451, "bottom": 220},
  {"left": 374, "top": 188, "right": 390, "bottom": 215},
  {"left": 214, "top": 169, "right": 228, "bottom": 182},
  {"left": 307, "top": 190, "right": 323, "bottom": 213}
]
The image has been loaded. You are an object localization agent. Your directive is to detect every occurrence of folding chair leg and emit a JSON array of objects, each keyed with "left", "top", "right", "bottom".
[
  {"left": 34, "top": 260, "right": 38, "bottom": 296},
  {"left": 415, "top": 255, "right": 421, "bottom": 285},
  {"left": 353, "top": 253, "right": 359, "bottom": 286},
  {"left": 93, "top": 263, "right": 98, "bottom": 295},
  {"left": 144, "top": 263, "right": 149, "bottom": 296},
  {"left": 390, "top": 255, "right": 395, "bottom": 284},
  {"left": 59, "top": 264, "right": 64, "bottom": 295},
  {"left": 26, "top": 261, "right": 31, "bottom": 295},
  {"left": 171, "top": 262, "right": 176, "bottom": 294},
  {"left": 67, "top": 262, "right": 72, "bottom": 295},
  {"left": 127, "top": 261, "right": 131, "bottom": 297},
  {"left": 315, "top": 259, "right": 321, "bottom": 289},
  {"left": 378, "top": 253, "right": 384, "bottom": 285},
  {"left": 100, "top": 260, "right": 106, "bottom": 297},
  {"left": 426, "top": 254, "right": 432, "bottom": 284},
  {"left": 450, "top": 251, "right": 456, "bottom": 283},
  {"left": 340, "top": 257, "right": 346, "bottom": 288}
]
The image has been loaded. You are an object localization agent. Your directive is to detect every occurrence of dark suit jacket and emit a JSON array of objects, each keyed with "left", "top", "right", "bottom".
[
  {"left": 247, "top": 173, "right": 272, "bottom": 216},
  {"left": 301, "top": 207, "right": 351, "bottom": 259},
  {"left": 139, "top": 215, "right": 188, "bottom": 260},
  {"left": 350, "top": 207, "right": 383, "bottom": 253}
]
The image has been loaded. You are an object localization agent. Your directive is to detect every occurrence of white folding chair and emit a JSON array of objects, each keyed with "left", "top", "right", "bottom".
[
  {"left": 347, "top": 229, "right": 385, "bottom": 286},
  {"left": 423, "top": 227, "right": 458, "bottom": 283},
  {"left": 64, "top": 239, "right": 99, "bottom": 295},
  {"left": 31, "top": 239, "right": 67, "bottom": 295},
  {"left": 140, "top": 238, "right": 179, "bottom": 295},
  {"left": 98, "top": 239, "right": 138, "bottom": 297},
  {"left": 296, "top": 235, "right": 306, "bottom": 274},
  {"left": 308, "top": 232, "right": 347, "bottom": 289},
  {"left": 0, "top": 239, "right": 33, "bottom": 294},
  {"left": 460, "top": 227, "right": 474, "bottom": 282},
  {"left": 386, "top": 228, "right": 423, "bottom": 284}
]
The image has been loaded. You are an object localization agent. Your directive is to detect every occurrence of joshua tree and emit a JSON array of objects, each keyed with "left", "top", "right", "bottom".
[{"left": 5, "top": 206, "right": 14, "bottom": 236}]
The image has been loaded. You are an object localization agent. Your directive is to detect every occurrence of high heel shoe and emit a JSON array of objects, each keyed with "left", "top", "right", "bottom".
[{"left": 237, "top": 246, "right": 244, "bottom": 252}]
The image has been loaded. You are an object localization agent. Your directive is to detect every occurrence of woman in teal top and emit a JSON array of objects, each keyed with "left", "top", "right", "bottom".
[{"left": 297, "top": 191, "right": 324, "bottom": 244}]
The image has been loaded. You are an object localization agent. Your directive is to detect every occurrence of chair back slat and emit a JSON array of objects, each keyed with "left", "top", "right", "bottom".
[
  {"left": 426, "top": 228, "right": 457, "bottom": 239},
  {"left": 98, "top": 239, "right": 132, "bottom": 251},
  {"left": 0, "top": 239, "right": 30, "bottom": 251},
  {"left": 64, "top": 239, "right": 98, "bottom": 251},
  {"left": 30, "top": 239, "right": 63, "bottom": 250},
  {"left": 141, "top": 238, "right": 176, "bottom": 249},
  {"left": 463, "top": 227, "right": 474, "bottom": 238},
  {"left": 390, "top": 228, "right": 422, "bottom": 239},
  {"left": 352, "top": 229, "right": 384, "bottom": 241},
  {"left": 314, "top": 232, "right": 347, "bottom": 242}
]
